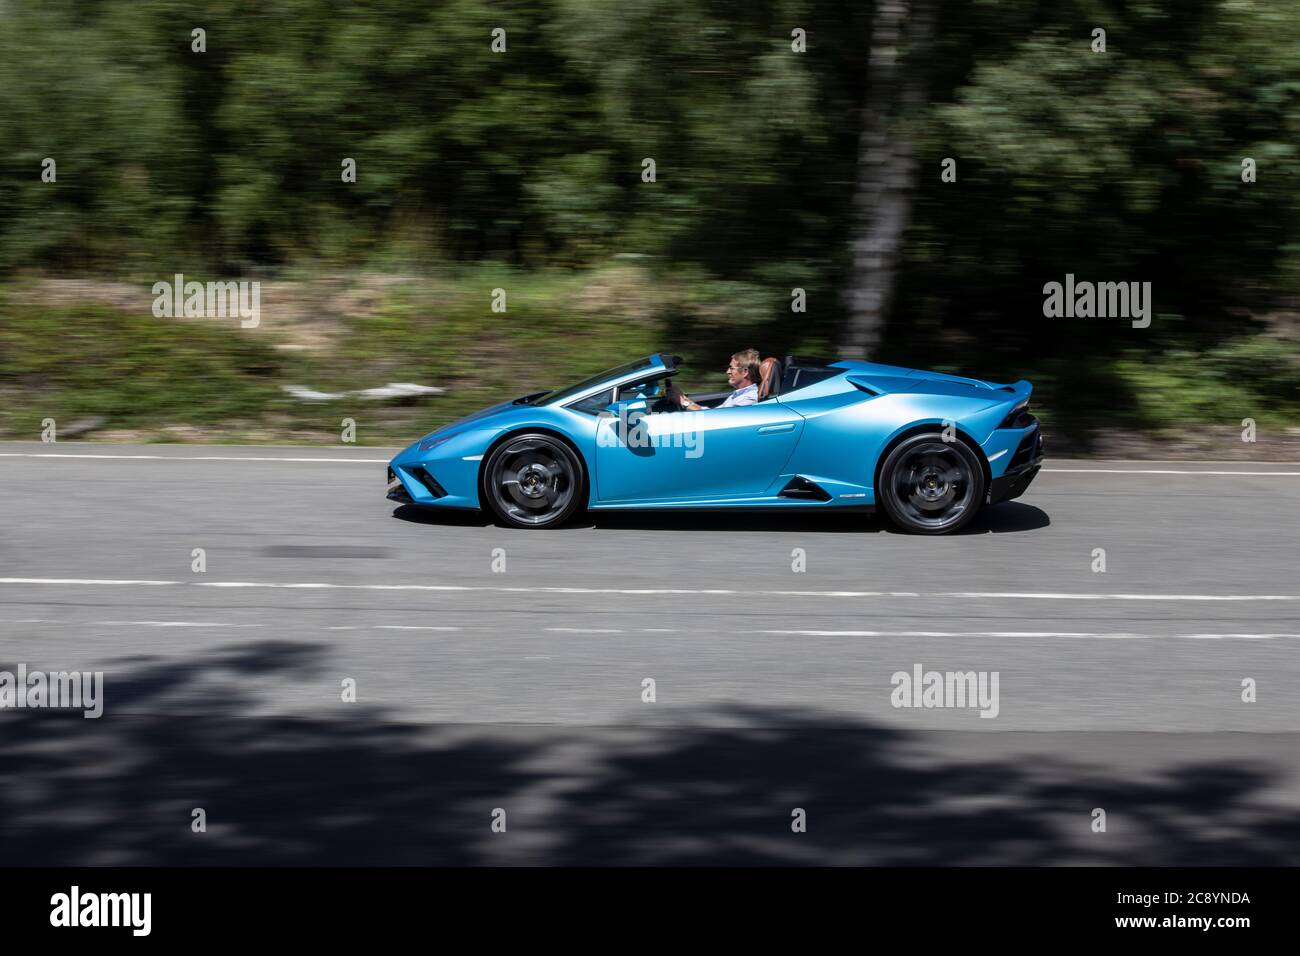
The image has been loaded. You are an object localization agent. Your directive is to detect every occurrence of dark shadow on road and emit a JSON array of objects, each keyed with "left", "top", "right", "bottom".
[
  {"left": 869, "top": 501, "right": 1050, "bottom": 535},
  {"left": 952, "top": 501, "right": 1051, "bottom": 535},
  {"left": 393, "top": 501, "right": 1049, "bottom": 535},
  {"left": 582, "top": 509, "right": 878, "bottom": 533},
  {"left": 2, "top": 641, "right": 1292, "bottom": 865},
  {"left": 390, "top": 504, "right": 494, "bottom": 527}
]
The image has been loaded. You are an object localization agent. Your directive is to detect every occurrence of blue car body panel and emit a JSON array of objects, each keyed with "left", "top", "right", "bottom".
[{"left": 387, "top": 354, "right": 1042, "bottom": 512}]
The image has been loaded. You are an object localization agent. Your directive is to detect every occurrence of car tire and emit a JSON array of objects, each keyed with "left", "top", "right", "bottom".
[
  {"left": 878, "top": 432, "right": 985, "bottom": 535},
  {"left": 481, "top": 432, "right": 586, "bottom": 529}
]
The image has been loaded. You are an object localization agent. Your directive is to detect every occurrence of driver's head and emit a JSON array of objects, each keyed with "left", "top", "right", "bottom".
[{"left": 728, "top": 348, "right": 760, "bottom": 389}]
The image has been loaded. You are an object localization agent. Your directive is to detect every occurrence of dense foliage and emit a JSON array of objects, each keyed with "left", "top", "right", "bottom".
[{"left": 0, "top": 0, "right": 1296, "bottom": 442}]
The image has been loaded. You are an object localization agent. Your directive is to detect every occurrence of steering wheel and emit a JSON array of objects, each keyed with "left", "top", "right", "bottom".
[{"left": 659, "top": 380, "right": 689, "bottom": 412}]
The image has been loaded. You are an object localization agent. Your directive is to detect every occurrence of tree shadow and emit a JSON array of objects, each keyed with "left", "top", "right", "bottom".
[{"left": 1, "top": 642, "right": 1295, "bottom": 865}]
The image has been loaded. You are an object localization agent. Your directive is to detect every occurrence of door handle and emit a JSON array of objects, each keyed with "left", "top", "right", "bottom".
[{"left": 757, "top": 423, "right": 795, "bottom": 434}]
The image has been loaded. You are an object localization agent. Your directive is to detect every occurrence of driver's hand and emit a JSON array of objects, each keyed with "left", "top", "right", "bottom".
[{"left": 677, "top": 391, "right": 690, "bottom": 408}]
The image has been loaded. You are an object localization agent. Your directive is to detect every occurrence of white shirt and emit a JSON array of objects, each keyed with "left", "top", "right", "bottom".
[{"left": 719, "top": 383, "right": 758, "bottom": 407}]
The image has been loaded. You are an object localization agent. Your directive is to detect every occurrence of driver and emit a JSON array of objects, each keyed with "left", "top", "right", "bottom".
[{"left": 675, "top": 349, "right": 760, "bottom": 411}]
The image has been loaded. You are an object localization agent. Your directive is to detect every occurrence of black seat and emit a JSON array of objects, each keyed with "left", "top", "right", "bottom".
[{"left": 781, "top": 355, "right": 838, "bottom": 394}]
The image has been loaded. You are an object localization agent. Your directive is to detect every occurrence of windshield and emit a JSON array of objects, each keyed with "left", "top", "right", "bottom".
[{"left": 535, "top": 358, "right": 656, "bottom": 406}]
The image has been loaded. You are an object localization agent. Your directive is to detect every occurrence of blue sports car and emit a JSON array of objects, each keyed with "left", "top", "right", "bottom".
[{"left": 387, "top": 353, "right": 1043, "bottom": 534}]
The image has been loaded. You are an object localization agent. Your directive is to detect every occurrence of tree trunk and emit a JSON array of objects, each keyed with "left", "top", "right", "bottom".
[{"left": 842, "top": 0, "right": 932, "bottom": 360}]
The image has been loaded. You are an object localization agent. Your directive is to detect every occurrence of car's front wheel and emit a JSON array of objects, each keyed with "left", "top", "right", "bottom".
[
  {"left": 481, "top": 432, "right": 585, "bottom": 528},
  {"left": 878, "top": 432, "right": 985, "bottom": 534}
]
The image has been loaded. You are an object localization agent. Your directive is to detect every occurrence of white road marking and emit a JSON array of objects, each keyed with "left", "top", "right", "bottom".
[
  {"left": 6, "top": 617, "right": 457, "bottom": 631},
  {"left": 1044, "top": 468, "right": 1300, "bottom": 475},
  {"left": 308, "top": 624, "right": 462, "bottom": 632},
  {"left": 0, "top": 453, "right": 386, "bottom": 463},
  {"left": 372, "top": 625, "right": 461, "bottom": 632},
  {"left": 6, "top": 616, "right": 1294, "bottom": 640},
  {"left": 98, "top": 620, "right": 262, "bottom": 628},
  {"left": 197, "top": 581, "right": 753, "bottom": 595},
  {"left": 0, "top": 578, "right": 181, "bottom": 586},
  {"left": 2, "top": 577, "right": 1298, "bottom": 602},
  {"left": 759, "top": 630, "right": 1300, "bottom": 640},
  {"left": 944, "top": 591, "right": 1300, "bottom": 601}
]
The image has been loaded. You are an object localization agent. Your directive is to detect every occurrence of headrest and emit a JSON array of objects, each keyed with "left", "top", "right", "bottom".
[{"left": 758, "top": 356, "right": 781, "bottom": 399}]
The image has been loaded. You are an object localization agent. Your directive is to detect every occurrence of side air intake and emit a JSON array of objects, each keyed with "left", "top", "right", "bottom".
[
  {"left": 413, "top": 467, "right": 448, "bottom": 498},
  {"left": 778, "top": 476, "right": 832, "bottom": 502}
]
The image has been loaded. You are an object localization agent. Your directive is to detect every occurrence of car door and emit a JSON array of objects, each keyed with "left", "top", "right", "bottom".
[{"left": 594, "top": 400, "right": 805, "bottom": 502}]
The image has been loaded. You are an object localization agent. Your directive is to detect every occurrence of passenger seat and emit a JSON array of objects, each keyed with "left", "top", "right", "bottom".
[{"left": 757, "top": 357, "right": 782, "bottom": 400}]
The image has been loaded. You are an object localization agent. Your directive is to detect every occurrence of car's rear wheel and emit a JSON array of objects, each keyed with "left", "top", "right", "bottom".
[
  {"left": 878, "top": 433, "right": 984, "bottom": 535},
  {"left": 481, "top": 433, "right": 585, "bottom": 528}
]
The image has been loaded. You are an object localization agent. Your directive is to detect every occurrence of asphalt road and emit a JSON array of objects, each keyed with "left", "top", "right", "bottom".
[{"left": 1, "top": 442, "right": 1298, "bottom": 864}]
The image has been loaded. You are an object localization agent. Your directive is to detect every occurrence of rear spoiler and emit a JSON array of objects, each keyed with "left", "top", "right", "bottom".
[{"left": 997, "top": 379, "right": 1033, "bottom": 401}]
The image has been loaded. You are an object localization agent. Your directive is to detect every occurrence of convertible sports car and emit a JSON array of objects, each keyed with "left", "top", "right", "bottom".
[{"left": 387, "top": 354, "right": 1043, "bottom": 534}]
